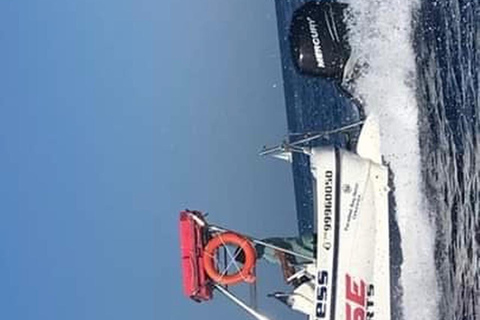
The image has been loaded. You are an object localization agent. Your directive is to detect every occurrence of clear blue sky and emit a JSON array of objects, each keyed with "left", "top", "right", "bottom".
[{"left": 0, "top": 0, "right": 300, "bottom": 319}]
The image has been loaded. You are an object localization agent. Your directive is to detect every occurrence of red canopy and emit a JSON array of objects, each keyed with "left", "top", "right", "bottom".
[{"left": 179, "top": 211, "right": 213, "bottom": 302}]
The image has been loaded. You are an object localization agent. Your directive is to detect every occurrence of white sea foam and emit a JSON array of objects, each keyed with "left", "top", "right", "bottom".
[{"left": 344, "top": 1, "right": 439, "bottom": 319}]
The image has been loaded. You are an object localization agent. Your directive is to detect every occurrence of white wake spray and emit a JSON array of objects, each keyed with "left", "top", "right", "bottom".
[{"left": 344, "top": 1, "right": 438, "bottom": 320}]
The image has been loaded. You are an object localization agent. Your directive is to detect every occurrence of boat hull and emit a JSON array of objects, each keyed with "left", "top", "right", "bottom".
[{"left": 310, "top": 147, "right": 390, "bottom": 320}]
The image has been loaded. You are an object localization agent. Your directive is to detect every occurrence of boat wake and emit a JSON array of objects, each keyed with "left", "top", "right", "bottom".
[{"left": 344, "top": 1, "right": 439, "bottom": 320}]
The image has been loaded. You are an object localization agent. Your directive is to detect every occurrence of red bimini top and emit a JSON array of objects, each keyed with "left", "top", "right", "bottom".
[{"left": 178, "top": 211, "right": 213, "bottom": 302}]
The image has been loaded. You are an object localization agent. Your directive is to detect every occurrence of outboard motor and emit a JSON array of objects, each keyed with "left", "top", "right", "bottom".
[{"left": 289, "top": 1, "right": 351, "bottom": 79}]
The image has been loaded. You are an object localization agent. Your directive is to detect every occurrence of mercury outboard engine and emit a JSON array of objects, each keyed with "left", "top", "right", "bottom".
[{"left": 289, "top": 1, "right": 351, "bottom": 79}]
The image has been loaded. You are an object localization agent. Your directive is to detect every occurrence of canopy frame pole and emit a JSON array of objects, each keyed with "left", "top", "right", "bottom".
[
  {"left": 260, "top": 120, "right": 365, "bottom": 157},
  {"left": 207, "top": 225, "right": 316, "bottom": 263},
  {"left": 214, "top": 284, "right": 272, "bottom": 320}
]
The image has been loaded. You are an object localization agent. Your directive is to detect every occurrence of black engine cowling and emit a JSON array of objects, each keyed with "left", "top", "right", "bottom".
[{"left": 289, "top": 1, "right": 351, "bottom": 79}]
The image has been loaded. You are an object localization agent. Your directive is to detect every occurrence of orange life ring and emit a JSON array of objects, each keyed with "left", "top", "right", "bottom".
[{"left": 203, "top": 232, "right": 257, "bottom": 285}]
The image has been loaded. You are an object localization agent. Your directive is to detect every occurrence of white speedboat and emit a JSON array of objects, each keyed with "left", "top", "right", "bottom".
[
  {"left": 282, "top": 117, "right": 391, "bottom": 320},
  {"left": 178, "top": 117, "right": 391, "bottom": 320}
]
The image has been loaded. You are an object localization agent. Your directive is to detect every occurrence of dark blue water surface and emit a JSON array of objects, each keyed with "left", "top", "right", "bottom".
[{"left": 415, "top": 0, "right": 480, "bottom": 319}]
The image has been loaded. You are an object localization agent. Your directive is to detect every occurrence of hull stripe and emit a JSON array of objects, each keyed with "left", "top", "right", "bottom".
[{"left": 330, "top": 148, "right": 341, "bottom": 320}]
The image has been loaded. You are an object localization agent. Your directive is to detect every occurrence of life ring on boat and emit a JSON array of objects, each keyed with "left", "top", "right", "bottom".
[{"left": 203, "top": 232, "right": 257, "bottom": 285}]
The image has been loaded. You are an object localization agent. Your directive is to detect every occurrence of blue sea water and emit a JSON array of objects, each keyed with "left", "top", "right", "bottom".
[
  {"left": 273, "top": 0, "right": 480, "bottom": 319},
  {"left": 416, "top": 0, "right": 480, "bottom": 319}
]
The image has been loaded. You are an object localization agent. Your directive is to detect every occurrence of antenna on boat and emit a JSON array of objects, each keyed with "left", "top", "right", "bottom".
[
  {"left": 249, "top": 270, "right": 258, "bottom": 310},
  {"left": 260, "top": 120, "right": 365, "bottom": 160}
]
